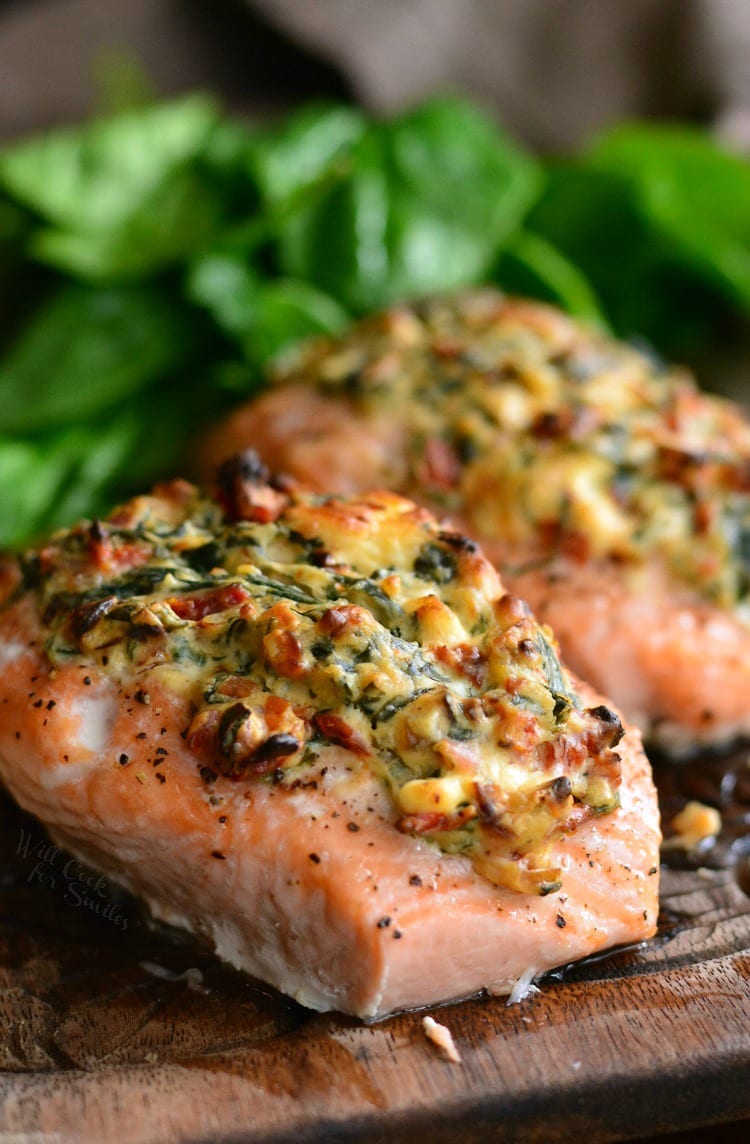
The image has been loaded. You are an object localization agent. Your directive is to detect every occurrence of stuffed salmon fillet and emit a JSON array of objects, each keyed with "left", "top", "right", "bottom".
[
  {"left": 200, "top": 290, "right": 750, "bottom": 753},
  {"left": 0, "top": 461, "right": 659, "bottom": 1019}
]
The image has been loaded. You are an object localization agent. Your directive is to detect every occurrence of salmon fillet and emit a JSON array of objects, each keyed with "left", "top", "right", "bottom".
[
  {"left": 199, "top": 290, "right": 750, "bottom": 752},
  {"left": 0, "top": 466, "right": 659, "bottom": 1020}
]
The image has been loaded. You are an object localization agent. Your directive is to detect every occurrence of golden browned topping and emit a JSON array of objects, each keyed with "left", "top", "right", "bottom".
[
  {"left": 17, "top": 455, "right": 623, "bottom": 894},
  {"left": 271, "top": 289, "right": 750, "bottom": 611}
]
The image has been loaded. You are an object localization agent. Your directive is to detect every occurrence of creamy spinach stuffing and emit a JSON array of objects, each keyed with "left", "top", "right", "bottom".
[
  {"left": 274, "top": 289, "right": 750, "bottom": 613},
  {"left": 23, "top": 460, "right": 623, "bottom": 895}
]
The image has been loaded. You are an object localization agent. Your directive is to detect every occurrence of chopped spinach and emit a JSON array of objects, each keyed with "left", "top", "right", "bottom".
[
  {"left": 536, "top": 632, "right": 575, "bottom": 706},
  {"left": 342, "top": 577, "right": 410, "bottom": 634},
  {"left": 240, "top": 572, "right": 319, "bottom": 606},
  {"left": 413, "top": 542, "right": 458, "bottom": 584}
]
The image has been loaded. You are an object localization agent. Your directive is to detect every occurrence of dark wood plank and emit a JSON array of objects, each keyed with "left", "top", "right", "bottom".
[{"left": 0, "top": 952, "right": 748, "bottom": 1143}]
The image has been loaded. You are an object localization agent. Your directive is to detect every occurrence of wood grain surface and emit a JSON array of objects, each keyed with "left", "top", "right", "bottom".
[{"left": 1, "top": 746, "right": 749, "bottom": 1144}]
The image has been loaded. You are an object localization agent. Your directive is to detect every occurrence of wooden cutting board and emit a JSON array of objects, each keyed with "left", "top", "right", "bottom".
[{"left": 1, "top": 749, "right": 749, "bottom": 1144}]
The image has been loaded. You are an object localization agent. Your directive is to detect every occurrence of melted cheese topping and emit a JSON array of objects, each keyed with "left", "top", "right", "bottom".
[
  {"left": 20, "top": 466, "right": 623, "bottom": 895},
  {"left": 272, "top": 290, "right": 750, "bottom": 612}
]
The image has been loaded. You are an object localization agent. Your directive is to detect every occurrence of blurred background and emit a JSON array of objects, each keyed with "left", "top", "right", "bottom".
[{"left": 1, "top": 0, "right": 750, "bottom": 149}]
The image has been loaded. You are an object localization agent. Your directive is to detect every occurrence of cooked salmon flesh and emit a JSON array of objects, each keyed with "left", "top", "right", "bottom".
[{"left": 0, "top": 465, "right": 659, "bottom": 1018}]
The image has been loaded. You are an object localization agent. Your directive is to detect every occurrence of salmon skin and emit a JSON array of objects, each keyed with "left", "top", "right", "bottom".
[
  {"left": 0, "top": 464, "right": 659, "bottom": 1019},
  {"left": 200, "top": 290, "right": 750, "bottom": 754}
]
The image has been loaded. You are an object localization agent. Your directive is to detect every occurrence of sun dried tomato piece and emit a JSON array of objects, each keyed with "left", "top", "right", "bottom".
[
  {"left": 313, "top": 712, "right": 371, "bottom": 757},
  {"left": 417, "top": 437, "right": 461, "bottom": 492},
  {"left": 216, "top": 450, "right": 290, "bottom": 523},
  {"left": 169, "top": 583, "right": 251, "bottom": 621}
]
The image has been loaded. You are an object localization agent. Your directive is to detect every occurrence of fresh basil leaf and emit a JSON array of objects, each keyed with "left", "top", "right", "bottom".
[
  {"left": 277, "top": 95, "right": 542, "bottom": 312},
  {"left": 590, "top": 123, "right": 750, "bottom": 239},
  {"left": 188, "top": 254, "right": 349, "bottom": 367},
  {"left": 187, "top": 254, "right": 265, "bottom": 344},
  {"left": 29, "top": 166, "right": 225, "bottom": 281},
  {"left": 587, "top": 123, "right": 750, "bottom": 309},
  {"left": 42, "top": 418, "right": 140, "bottom": 532},
  {"left": 0, "top": 94, "right": 221, "bottom": 234},
  {"left": 0, "top": 197, "right": 28, "bottom": 302},
  {"left": 0, "top": 375, "right": 225, "bottom": 548},
  {"left": 496, "top": 230, "right": 608, "bottom": 327},
  {"left": 0, "top": 419, "right": 135, "bottom": 547},
  {"left": 0, "top": 433, "right": 76, "bottom": 547},
  {"left": 247, "top": 279, "right": 349, "bottom": 364},
  {"left": 0, "top": 197, "right": 25, "bottom": 245},
  {"left": 0, "top": 198, "right": 28, "bottom": 320},
  {"left": 110, "top": 369, "right": 233, "bottom": 494},
  {"left": 249, "top": 102, "right": 367, "bottom": 208},
  {"left": 0, "top": 284, "right": 197, "bottom": 434},
  {"left": 528, "top": 162, "right": 735, "bottom": 353},
  {"left": 528, "top": 165, "right": 653, "bottom": 299},
  {"left": 0, "top": 95, "right": 229, "bottom": 280},
  {"left": 0, "top": 416, "right": 146, "bottom": 547},
  {"left": 277, "top": 131, "right": 389, "bottom": 313},
  {"left": 383, "top": 96, "right": 539, "bottom": 239}
]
